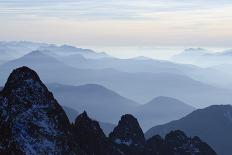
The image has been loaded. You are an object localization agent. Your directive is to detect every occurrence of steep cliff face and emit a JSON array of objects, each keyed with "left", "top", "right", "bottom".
[{"left": 0, "top": 66, "right": 76, "bottom": 155}]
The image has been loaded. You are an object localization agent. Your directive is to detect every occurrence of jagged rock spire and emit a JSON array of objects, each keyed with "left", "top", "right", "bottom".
[
  {"left": 109, "top": 114, "right": 145, "bottom": 147},
  {"left": 109, "top": 114, "right": 145, "bottom": 155},
  {"left": 0, "top": 66, "right": 74, "bottom": 154},
  {"left": 73, "top": 111, "right": 121, "bottom": 155}
]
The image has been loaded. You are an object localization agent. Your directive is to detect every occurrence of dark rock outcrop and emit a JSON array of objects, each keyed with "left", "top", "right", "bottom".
[
  {"left": 0, "top": 66, "right": 79, "bottom": 154},
  {"left": 109, "top": 114, "right": 146, "bottom": 155},
  {"left": 73, "top": 111, "right": 121, "bottom": 155},
  {"left": 145, "top": 130, "right": 217, "bottom": 155},
  {"left": 165, "top": 130, "right": 217, "bottom": 155}
]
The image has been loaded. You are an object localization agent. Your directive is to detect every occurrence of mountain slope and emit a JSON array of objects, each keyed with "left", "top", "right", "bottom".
[
  {"left": 0, "top": 66, "right": 78, "bottom": 154},
  {"left": 48, "top": 83, "right": 139, "bottom": 123},
  {"left": 134, "top": 96, "right": 195, "bottom": 131},
  {"left": 0, "top": 50, "right": 80, "bottom": 85},
  {"left": 145, "top": 105, "right": 232, "bottom": 155},
  {"left": 0, "top": 41, "right": 49, "bottom": 61}
]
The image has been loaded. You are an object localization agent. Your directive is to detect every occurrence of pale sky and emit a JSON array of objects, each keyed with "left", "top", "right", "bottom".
[{"left": 0, "top": 0, "right": 232, "bottom": 58}]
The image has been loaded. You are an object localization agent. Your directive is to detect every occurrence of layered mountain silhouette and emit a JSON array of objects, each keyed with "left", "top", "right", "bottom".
[
  {"left": 0, "top": 66, "right": 217, "bottom": 155},
  {"left": 0, "top": 41, "right": 48, "bottom": 61},
  {"left": 38, "top": 44, "right": 109, "bottom": 59},
  {"left": 134, "top": 96, "right": 195, "bottom": 130},
  {"left": 0, "top": 41, "right": 108, "bottom": 61},
  {"left": 172, "top": 47, "right": 232, "bottom": 68},
  {"left": 146, "top": 105, "right": 232, "bottom": 155},
  {"left": 48, "top": 83, "right": 139, "bottom": 123},
  {"left": 51, "top": 84, "right": 195, "bottom": 131},
  {"left": 1, "top": 41, "right": 232, "bottom": 88},
  {"left": 1, "top": 50, "right": 232, "bottom": 107},
  {"left": 0, "top": 50, "right": 79, "bottom": 85}
]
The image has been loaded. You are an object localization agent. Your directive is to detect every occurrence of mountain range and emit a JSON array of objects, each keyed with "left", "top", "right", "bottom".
[
  {"left": 53, "top": 84, "right": 195, "bottom": 131},
  {"left": 0, "top": 41, "right": 109, "bottom": 61},
  {"left": 171, "top": 47, "right": 232, "bottom": 68},
  {"left": 48, "top": 83, "right": 139, "bottom": 123},
  {"left": 0, "top": 50, "right": 232, "bottom": 108},
  {"left": 145, "top": 105, "right": 232, "bottom": 155},
  {"left": 0, "top": 66, "right": 217, "bottom": 155},
  {"left": 2, "top": 41, "right": 232, "bottom": 88}
]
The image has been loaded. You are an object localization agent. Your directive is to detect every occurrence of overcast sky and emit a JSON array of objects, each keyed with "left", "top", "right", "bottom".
[{"left": 0, "top": 0, "right": 232, "bottom": 58}]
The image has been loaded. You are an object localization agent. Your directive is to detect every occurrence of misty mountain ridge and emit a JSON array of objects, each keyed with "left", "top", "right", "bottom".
[
  {"left": 171, "top": 48, "right": 210, "bottom": 64},
  {"left": 172, "top": 47, "right": 232, "bottom": 68},
  {"left": 134, "top": 96, "right": 196, "bottom": 131},
  {"left": 1, "top": 50, "right": 232, "bottom": 108},
  {"left": 48, "top": 82, "right": 195, "bottom": 131},
  {"left": 0, "top": 41, "right": 109, "bottom": 61},
  {"left": 47, "top": 83, "right": 139, "bottom": 124},
  {"left": 2, "top": 41, "right": 232, "bottom": 90}
]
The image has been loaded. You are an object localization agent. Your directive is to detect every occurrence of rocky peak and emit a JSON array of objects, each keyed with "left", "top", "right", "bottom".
[
  {"left": 165, "top": 130, "right": 217, "bottom": 155},
  {"left": 0, "top": 66, "right": 73, "bottom": 154},
  {"left": 109, "top": 114, "right": 145, "bottom": 147},
  {"left": 74, "top": 111, "right": 105, "bottom": 139},
  {"left": 3, "top": 66, "right": 42, "bottom": 94},
  {"left": 73, "top": 111, "right": 121, "bottom": 155},
  {"left": 145, "top": 135, "right": 172, "bottom": 155},
  {"left": 165, "top": 130, "right": 189, "bottom": 147}
]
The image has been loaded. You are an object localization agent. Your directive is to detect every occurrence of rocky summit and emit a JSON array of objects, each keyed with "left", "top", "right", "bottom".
[
  {"left": 0, "top": 66, "right": 78, "bottom": 155},
  {"left": 0, "top": 66, "right": 217, "bottom": 155},
  {"left": 72, "top": 111, "right": 121, "bottom": 155},
  {"left": 109, "top": 114, "right": 146, "bottom": 155}
]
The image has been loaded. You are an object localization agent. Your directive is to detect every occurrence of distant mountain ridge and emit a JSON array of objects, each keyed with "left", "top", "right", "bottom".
[
  {"left": 134, "top": 96, "right": 195, "bottom": 130},
  {"left": 145, "top": 105, "right": 232, "bottom": 155},
  {"left": 48, "top": 83, "right": 139, "bottom": 123},
  {"left": 171, "top": 47, "right": 232, "bottom": 68},
  {"left": 2, "top": 41, "right": 232, "bottom": 89},
  {"left": 1, "top": 46, "right": 232, "bottom": 108},
  {"left": 0, "top": 41, "right": 109, "bottom": 61},
  {"left": 48, "top": 83, "right": 196, "bottom": 131}
]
